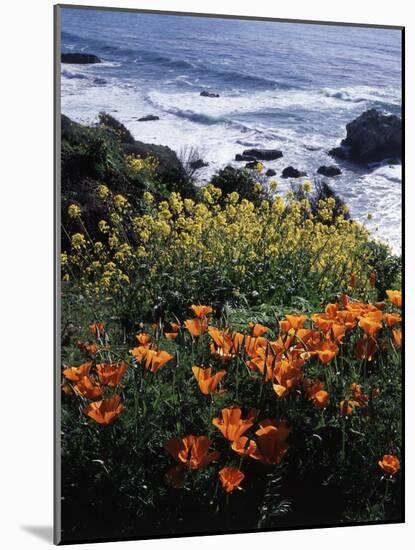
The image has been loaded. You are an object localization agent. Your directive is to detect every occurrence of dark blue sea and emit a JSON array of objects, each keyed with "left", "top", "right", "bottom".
[{"left": 60, "top": 7, "right": 402, "bottom": 251}]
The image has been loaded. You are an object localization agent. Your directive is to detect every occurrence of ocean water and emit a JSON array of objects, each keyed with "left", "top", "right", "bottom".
[{"left": 60, "top": 8, "right": 402, "bottom": 252}]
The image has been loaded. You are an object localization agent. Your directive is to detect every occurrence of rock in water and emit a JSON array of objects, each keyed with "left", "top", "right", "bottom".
[
  {"left": 317, "top": 165, "right": 342, "bottom": 177},
  {"left": 266, "top": 169, "right": 277, "bottom": 177},
  {"left": 242, "top": 148, "right": 283, "bottom": 161},
  {"left": 282, "top": 166, "right": 307, "bottom": 178},
  {"left": 235, "top": 154, "right": 257, "bottom": 162},
  {"left": 61, "top": 52, "right": 101, "bottom": 64},
  {"left": 138, "top": 115, "right": 160, "bottom": 121},
  {"left": 329, "top": 109, "right": 402, "bottom": 163},
  {"left": 200, "top": 90, "right": 220, "bottom": 98}
]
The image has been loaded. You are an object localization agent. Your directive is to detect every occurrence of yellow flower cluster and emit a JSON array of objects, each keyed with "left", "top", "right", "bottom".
[
  {"left": 62, "top": 184, "right": 374, "bottom": 302},
  {"left": 126, "top": 154, "right": 158, "bottom": 176}
]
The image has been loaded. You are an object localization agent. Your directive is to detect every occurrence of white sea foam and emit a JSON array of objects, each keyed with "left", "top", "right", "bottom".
[{"left": 61, "top": 69, "right": 402, "bottom": 253}]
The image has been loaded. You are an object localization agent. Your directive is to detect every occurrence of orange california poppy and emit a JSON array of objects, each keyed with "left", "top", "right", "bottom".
[
  {"left": 62, "top": 383, "right": 73, "bottom": 395},
  {"left": 208, "top": 327, "right": 239, "bottom": 361},
  {"left": 74, "top": 376, "right": 104, "bottom": 400},
  {"left": 192, "top": 366, "right": 226, "bottom": 395},
  {"left": 392, "top": 329, "right": 402, "bottom": 348},
  {"left": 359, "top": 317, "right": 382, "bottom": 338},
  {"left": 129, "top": 344, "right": 149, "bottom": 362},
  {"left": 219, "top": 467, "right": 245, "bottom": 494},
  {"left": 84, "top": 395, "right": 124, "bottom": 425},
  {"left": 76, "top": 340, "right": 98, "bottom": 354},
  {"left": 350, "top": 383, "right": 368, "bottom": 406},
  {"left": 311, "top": 313, "right": 334, "bottom": 333},
  {"left": 340, "top": 399, "right": 360, "bottom": 417},
  {"left": 378, "top": 454, "right": 400, "bottom": 476},
  {"left": 355, "top": 336, "right": 377, "bottom": 361},
  {"left": 164, "top": 322, "right": 180, "bottom": 340},
  {"left": 249, "top": 323, "right": 270, "bottom": 337},
  {"left": 165, "top": 435, "right": 220, "bottom": 470},
  {"left": 231, "top": 437, "right": 261, "bottom": 459},
  {"left": 272, "top": 359, "right": 303, "bottom": 398},
  {"left": 386, "top": 290, "right": 402, "bottom": 309},
  {"left": 305, "top": 379, "right": 329, "bottom": 409},
  {"left": 63, "top": 361, "right": 92, "bottom": 382},
  {"left": 144, "top": 349, "right": 173, "bottom": 373},
  {"left": 331, "top": 323, "right": 347, "bottom": 342},
  {"left": 96, "top": 361, "right": 128, "bottom": 387},
  {"left": 280, "top": 314, "right": 308, "bottom": 333},
  {"left": 190, "top": 305, "right": 213, "bottom": 318},
  {"left": 383, "top": 313, "right": 401, "bottom": 327},
  {"left": 136, "top": 332, "right": 152, "bottom": 346},
  {"left": 212, "top": 407, "right": 256, "bottom": 442},
  {"left": 254, "top": 419, "right": 291, "bottom": 465},
  {"left": 185, "top": 317, "right": 208, "bottom": 337},
  {"left": 315, "top": 340, "right": 339, "bottom": 364},
  {"left": 89, "top": 322, "right": 105, "bottom": 336}
]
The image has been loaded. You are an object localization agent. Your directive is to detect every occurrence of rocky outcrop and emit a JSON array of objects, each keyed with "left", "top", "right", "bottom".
[
  {"left": 235, "top": 154, "right": 257, "bottom": 162},
  {"left": 329, "top": 109, "right": 402, "bottom": 163},
  {"left": 200, "top": 91, "right": 220, "bottom": 98},
  {"left": 317, "top": 165, "right": 342, "bottom": 177},
  {"left": 282, "top": 166, "right": 307, "bottom": 178},
  {"left": 242, "top": 148, "right": 283, "bottom": 161},
  {"left": 138, "top": 115, "right": 160, "bottom": 121},
  {"left": 61, "top": 52, "right": 101, "bottom": 64}
]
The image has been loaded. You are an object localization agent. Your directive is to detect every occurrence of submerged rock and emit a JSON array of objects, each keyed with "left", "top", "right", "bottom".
[
  {"left": 282, "top": 166, "right": 307, "bottom": 178},
  {"left": 138, "top": 115, "right": 160, "bottom": 121},
  {"left": 329, "top": 109, "right": 402, "bottom": 163},
  {"left": 200, "top": 90, "right": 220, "bottom": 98},
  {"left": 61, "top": 52, "right": 101, "bottom": 64},
  {"left": 242, "top": 148, "right": 283, "bottom": 161},
  {"left": 317, "top": 165, "right": 342, "bottom": 177},
  {"left": 266, "top": 169, "right": 276, "bottom": 177}
]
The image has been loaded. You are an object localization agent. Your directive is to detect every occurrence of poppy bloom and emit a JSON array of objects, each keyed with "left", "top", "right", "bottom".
[
  {"left": 350, "top": 383, "right": 368, "bottom": 405},
  {"left": 144, "top": 349, "right": 173, "bottom": 373},
  {"left": 383, "top": 313, "right": 401, "bottom": 327},
  {"left": 254, "top": 419, "right": 291, "bottom": 465},
  {"left": 355, "top": 336, "right": 377, "bottom": 361},
  {"left": 231, "top": 437, "right": 261, "bottom": 459},
  {"left": 89, "top": 322, "right": 105, "bottom": 336},
  {"left": 386, "top": 290, "right": 402, "bottom": 309},
  {"left": 129, "top": 344, "right": 149, "bottom": 362},
  {"left": 340, "top": 399, "right": 360, "bottom": 417},
  {"left": 378, "top": 454, "right": 400, "bottom": 476},
  {"left": 136, "top": 332, "right": 152, "bottom": 346},
  {"left": 192, "top": 366, "right": 226, "bottom": 395},
  {"left": 280, "top": 314, "right": 308, "bottom": 333},
  {"left": 74, "top": 376, "right": 104, "bottom": 400},
  {"left": 164, "top": 322, "right": 180, "bottom": 340},
  {"left": 249, "top": 323, "right": 269, "bottom": 337},
  {"left": 84, "top": 395, "right": 124, "bottom": 425},
  {"left": 184, "top": 317, "right": 208, "bottom": 337},
  {"left": 63, "top": 361, "right": 92, "bottom": 382},
  {"left": 311, "top": 314, "right": 334, "bottom": 333},
  {"left": 392, "top": 329, "right": 402, "bottom": 348},
  {"left": 272, "top": 359, "right": 303, "bottom": 398},
  {"left": 305, "top": 379, "right": 329, "bottom": 409},
  {"left": 359, "top": 317, "right": 382, "bottom": 338},
  {"left": 96, "top": 362, "right": 128, "bottom": 387},
  {"left": 208, "top": 327, "right": 239, "bottom": 361},
  {"left": 315, "top": 340, "right": 339, "bottom": 364},
  {"left": 219, "top": 467, "right": 245, "bottom": 494},
  {"left": 191, "top": 305, "right": 213, "bottom": 318},
  {"left": 76, "top": 340, "right": 98, "bottom": 354},
  {"left": 164, "top": 435, "right": 220, "bottom": 470},
  {"left": 212, "top": 407, "right": 256, "bottom": 442}
]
